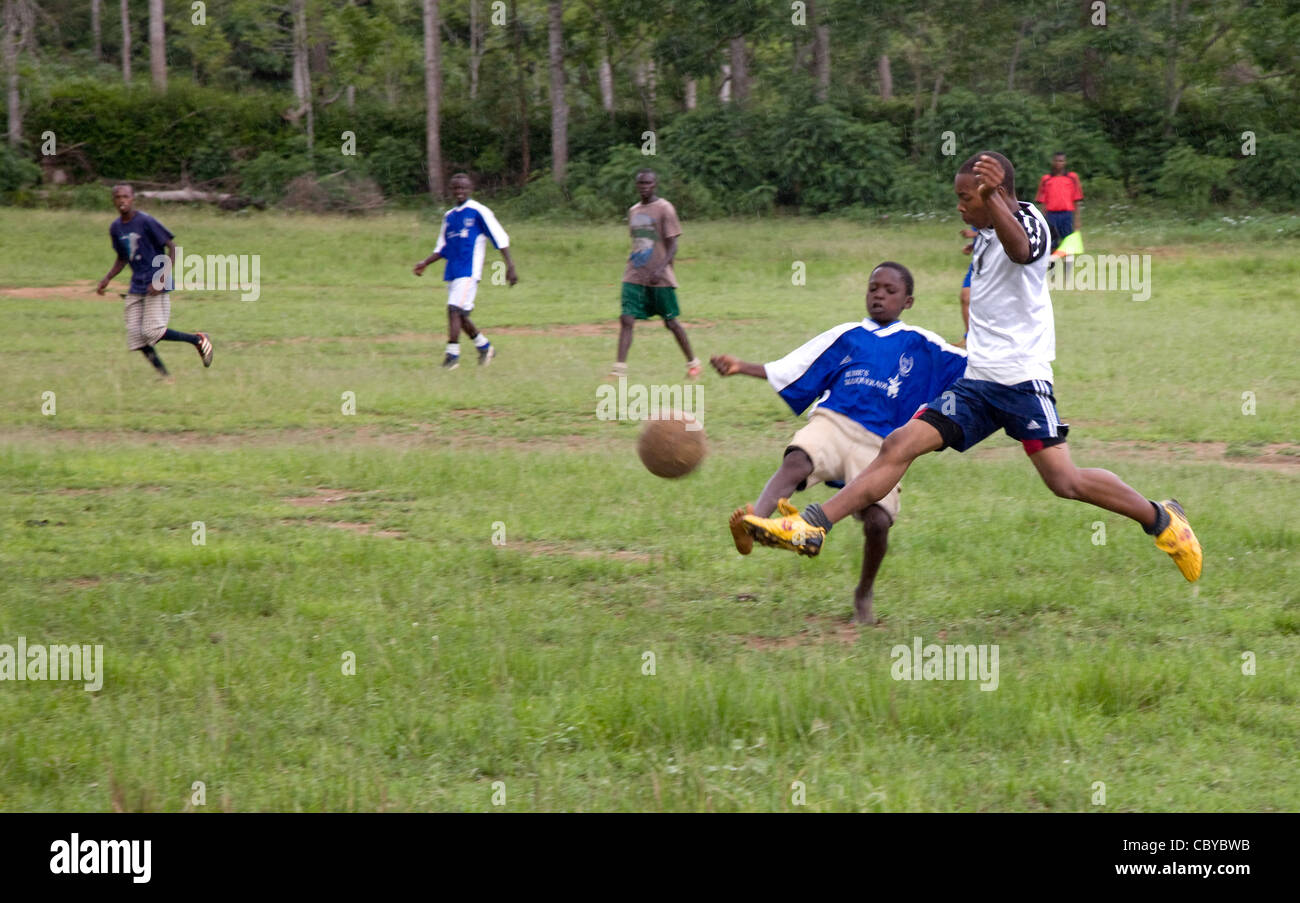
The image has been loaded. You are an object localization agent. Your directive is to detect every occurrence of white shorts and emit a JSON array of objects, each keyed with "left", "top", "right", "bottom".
[
  {"left": 788, "top": 408, "right": 901, "bottom": 524},
  {"left": 123, "top": 292, "right": 171, "bottom": 350},
  {"left": 447, "top": 277, "right": 478, "bottom": 312}
]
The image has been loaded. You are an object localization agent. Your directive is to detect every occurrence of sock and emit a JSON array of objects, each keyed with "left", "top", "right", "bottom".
[
  {"left": 161, "top": 328, "right": 199, "bottom": 345},
  {"left": 446, "top": 343, "right": 460, "bottom": 357},
  {"left": 1143, "top": 500, "right": 1170, "bottom": 536},
  {"left": 140, "top": 346, "right": 168, "bottom": 375},
  {"left": 473, "top": 333, "right": 489, "bottom": 349},
  {"left": 801, "top": 503, "right": 832, "bottom": 533},
  {"left": 610, "top": 362, "right": 628, "bottom": 376},
  {"left": 686, "top": 357, "right": 701, "bottom": 369}
]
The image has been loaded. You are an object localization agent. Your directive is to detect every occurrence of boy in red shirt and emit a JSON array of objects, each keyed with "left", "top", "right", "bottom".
[{"left": 1035, "top": 152, "right": 1083, "bottom": 251}]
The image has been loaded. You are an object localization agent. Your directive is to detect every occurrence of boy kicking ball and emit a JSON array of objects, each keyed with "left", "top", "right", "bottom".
[
  {"left": 413, "top": 172, "right": 517, "bottom": 370},
  {"left": 742, "top": 152, "right": 1203, "bottom": 583},
  {"left": 712, "top": 262, "right": 967, "bottom": 624},
  {"left": 96, "top": 183, "right": 213, "bottom": 377}
]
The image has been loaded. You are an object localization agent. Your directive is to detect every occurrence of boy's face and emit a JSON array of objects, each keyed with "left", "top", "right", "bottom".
[
  {"left": 112, "top": 186, "right": 135, "bottom": 216},
  {"left": 450, "top": 177, "right": 471, "bottom": 204},
  {"left": 866, "top": 267, "right": 913, "bottom": 324},
  {"left": 1052, "top": 154, "right": 1066, "bottom": 174},
  {"left": 954, "top": 173, "right": 990, "bottom": 229},
  {"left": 635, "top": 174, "right": 656, "bottom": 202}
]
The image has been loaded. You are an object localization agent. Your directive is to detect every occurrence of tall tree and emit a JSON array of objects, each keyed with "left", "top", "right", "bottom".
[
  {"left": 423, "top": 0, "right": 443, "bottom": 196},
  {"left": 91, "top": 0, "right": 101, "bottom": 61},
  {"left": 810, "top": 0, "right": 829, "bottom": 102},
  {"left": 468, "top": 0, "right": 483, "bottom": 100},
  {"left": 291, "top": 0, "right": 313, "bottom": 154},
  {"left": 548, "top": 0, "right": 566, "bottom": 184},
  {"left": 3, "top": 0, "right": 34, "bottom": 146},
  {"left": 509, "top": 0, "right": 529, "bottom": 185},
  {"left": 119, "top": 0, "right": 130, "bottom": 82},
  {"left": 728, "top": 35, "right": 747, "bottom": 103},
  {"left": 148, "top": 0, "right": 165, "bottom": 90}
]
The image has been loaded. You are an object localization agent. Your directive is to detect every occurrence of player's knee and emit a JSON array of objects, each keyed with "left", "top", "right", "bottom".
[
  {"left": 862, "top": 506, "right": 891, "bottom": 535},
  {"left": 619, "top": 315, "right": 635, "bottom": 328},
  {"left": 1044, "top": 471, "right": 1082, "bottom": 500}
]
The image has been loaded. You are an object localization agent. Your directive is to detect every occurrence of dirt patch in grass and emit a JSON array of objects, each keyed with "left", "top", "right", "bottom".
[
  {"left": 0, "top": 281, "right": 103, "bottom": 300},
  {"left": 282, "top": 517, "right": 405, "bottom": 538},
  {"left": 967, "top": 438, "right": 1300, "bottom": 471},
  {"left": 741, "top": 614, "right": 862, "bottom": 650},
  {"left": 282, "top": 488, "right": 372, "bottom": 507},
  {"left": 512, "top": 539, "right": 656, "bottom": 563},
  {"left": 224, "top": 319, "right": 751, "bottom": 348}
]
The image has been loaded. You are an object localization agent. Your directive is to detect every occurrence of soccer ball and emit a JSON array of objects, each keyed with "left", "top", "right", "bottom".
[{"left": 637, "top": 410, "right": 707, "bottom": 478}]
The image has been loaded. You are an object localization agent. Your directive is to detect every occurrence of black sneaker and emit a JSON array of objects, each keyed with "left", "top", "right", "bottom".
[
  {"left": 478, "top": 344, "right": 495, "bottom": 366},
  {"left": 442, "top": 353, "right": 460, "bottom": 370}
]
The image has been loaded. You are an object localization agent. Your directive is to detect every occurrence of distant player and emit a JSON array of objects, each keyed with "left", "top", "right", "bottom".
[
  {"left": 96, "top": 184, "right": 213, "bottom": 377},
  {"left": 712, "top": 262, "right": 967, "bottom": 624},
  {"left": 1035, "top": 151, "right": 1084, "bottom": 251},
  {"left": 741, "top": 152, "right": 1202, "bottom": 584},
  {"left": 610, "top": 169, "right": 701, "bottom": 381},
  {"left": 413, "top": 172, "right": 517, "bottom": 370}
]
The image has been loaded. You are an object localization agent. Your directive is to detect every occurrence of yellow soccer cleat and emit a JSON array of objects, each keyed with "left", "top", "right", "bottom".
[
  {"left": 742, "top": 511, "right": 825, "bottom": 557},
  {"left": 1154, "top": 499, "right": 1202, "bottom": 582},
  {"left": 776, "top": 498, "right": 800, "bottom": 517}
]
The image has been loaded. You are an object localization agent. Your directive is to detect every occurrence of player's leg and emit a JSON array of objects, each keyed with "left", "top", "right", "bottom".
[
  {"left": 743, "top": 418, "right": 942, "bottom": 555},
  {"left": 656, "top": 289, "right": 701, "bottom": 378},
  {"left": 1029, "top": 443, "right": 1202, "bottom": 581},
  {"left": 125, "top": 294, "right": 167, "bottom": 376},
  {"left": 453, "top": 279, "right": 493, "bottom": 365},
  {"left": 612, "top": 283, "right": 642, "bottom": 377},
  {"left": 853, "top": 505, "right": 892, "bottom": 625},
  {"left": 159, "top": 328, "right": 213, "bottom": 367},
  {"left": 444, "top": 302, "right": 462, "bottom": 369},
  {"left": 730, "top": 448, "right": 814, "bottom": 555}
]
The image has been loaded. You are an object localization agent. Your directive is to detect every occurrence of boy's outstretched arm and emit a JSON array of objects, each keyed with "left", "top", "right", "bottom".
[
  {"left": 413, "top": 251, "right": 442, "bottom": 276},
  {"left": 97, "top": 258, "right": 127, "bottom": 294},
  {"left": 974, "top": 155, "right": 1042, "bottom": 264},
  {"left": 711, "top": 354, "right": 766, "bottom": 379}
]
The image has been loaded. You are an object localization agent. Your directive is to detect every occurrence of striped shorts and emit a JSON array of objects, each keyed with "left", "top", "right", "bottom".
[{"left": 123, "top": 293, "right": 171, "bottom": 350}]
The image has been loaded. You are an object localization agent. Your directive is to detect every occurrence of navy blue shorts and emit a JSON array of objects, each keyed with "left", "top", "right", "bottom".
[
  {"left": 916, "top": 377, "right": 1069, "bottom": 455},
  {"left": 1046, "top": 211, "right": 1075, "bottom": 249}
]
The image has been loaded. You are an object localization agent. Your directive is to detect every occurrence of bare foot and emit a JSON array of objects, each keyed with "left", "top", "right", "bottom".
[
  {"left": 853, "top": 589, "right": 875, "bottom": 625},
  {"left": 730, "top": 504, "right": 755, "bottom": 555}
]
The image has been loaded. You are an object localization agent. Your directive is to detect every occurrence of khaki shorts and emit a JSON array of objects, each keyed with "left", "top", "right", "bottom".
[
  {"left": 787, "top": 407, "right": 901, "bottom": 523},
  {"left": 123, "top": 292, "right": 171, "bottom": 350}
]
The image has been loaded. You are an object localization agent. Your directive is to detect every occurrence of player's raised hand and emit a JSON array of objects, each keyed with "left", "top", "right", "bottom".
[
  {"left": 711, "top": 354, "right": 742, "bottom": 377},
  {"left": 973, "top": 155, "right": 1005, "bottom": 200}
]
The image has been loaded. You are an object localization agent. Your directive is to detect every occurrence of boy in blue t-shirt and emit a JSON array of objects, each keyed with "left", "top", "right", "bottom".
[
  {"left": 96, "top": 184, "right": 213, "bottom": 377},
  {"left": 711, "top": 262, "right": 967, "bottom": 624},
  {"left": 413, "top": 172, "right": 518, "bottom": 370}
]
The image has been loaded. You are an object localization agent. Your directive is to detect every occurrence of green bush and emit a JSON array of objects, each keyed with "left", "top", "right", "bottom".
[
  {"left": 236, "top": 149, "right": 315, "bottom": 203},
  {"left": 0, "top": 144, "right": 41, "bottom": 193},
  {"left": 1155, "top": 146, "right": 1235, "bottom": 205}
]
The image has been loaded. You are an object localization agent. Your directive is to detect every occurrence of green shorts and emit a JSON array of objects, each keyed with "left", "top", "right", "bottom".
[{"left": 621, "top": 282, "right": 680, "bottom": 321}]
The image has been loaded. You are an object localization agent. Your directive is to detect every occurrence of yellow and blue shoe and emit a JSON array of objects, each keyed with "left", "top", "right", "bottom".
[
  {"left": 742, "top": 509, "right": 825, "bottom": 557},
  {"left": 1154, "top": 499, "right": 1202, "bottom": 582}
]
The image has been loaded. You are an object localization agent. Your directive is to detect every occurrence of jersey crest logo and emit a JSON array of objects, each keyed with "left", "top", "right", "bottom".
[{"left": 898, "top": 354, "right": 914, "bottom": 376}]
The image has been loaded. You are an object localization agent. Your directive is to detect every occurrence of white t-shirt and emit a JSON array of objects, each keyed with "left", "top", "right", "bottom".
[{"left": 965, "top": 200, "right": 1055, "bottom": 385}]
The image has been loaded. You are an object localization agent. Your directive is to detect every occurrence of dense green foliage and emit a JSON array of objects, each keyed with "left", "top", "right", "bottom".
[{"left": 4, "top": 1, "right": 1300, "bottom": 213}]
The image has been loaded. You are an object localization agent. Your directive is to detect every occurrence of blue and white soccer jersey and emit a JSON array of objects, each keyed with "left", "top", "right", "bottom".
[
  {"left": 434, "top": 199, "right": 509, "bottom": 311},
  {"left": 918, "top": 200, "right": 1070, "bottom": 454}
]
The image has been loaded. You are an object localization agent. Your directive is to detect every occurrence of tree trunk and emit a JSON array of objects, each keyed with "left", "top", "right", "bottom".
[
  {"left": 1007, "top": 19, "right": 1027, "bottom": 90},
  {"left": 292, "top": 0, "right": 313, "bottom": 156},
  {"left": 149, "top": 0, "right": 165, "bottom": 91},
  {"left": 598, "top": 54, "right": 613, "bottom": 114},
  {"left": 729, "top": 36, "right": 748, "bottom": 103},
  {"left": 3, "top": 0, "right": 22, "bottom": 147},
  {"left": 683, "top": 77, "right": 696, "bottom": 111},
  {"left": 636, "top": 58, "right": 655, "bottom": 129},
  {"left": 719, "top": 62, "right": 731, "bottom": 102},
  {"left": 814, "top": 24, "right": 829, "bottom": 102},
  {"left": 469, "top": 0, "right": 483, "bottom": 100},
  {"left": 877, "top": 53, "right": 892, "bottom": 99},
  {"left": 510, "top": 0, "right": 529, "bottom": 186},
  {"left": 547, "top": 0, "right": 566, "bottom": 184},
  {"left": 120, "top": 0, "right": 131, "bottom": 82},
  {"left": 423, "top": 0, "right": 443, "bottom": 197},
  {"left": 91, "top": 0, "right": 102, "bottom": 61}
]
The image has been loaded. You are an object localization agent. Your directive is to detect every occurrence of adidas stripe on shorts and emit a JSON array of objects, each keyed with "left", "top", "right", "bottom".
[{"left": 447, "top": 277, "right": 478, "bottom": 312}]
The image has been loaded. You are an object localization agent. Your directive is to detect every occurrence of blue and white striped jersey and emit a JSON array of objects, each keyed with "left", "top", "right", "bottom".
[
  {"left": 765, "top": 319, "right": 968, "bottom": 440},
  {"left": 433, "top": 199, "right": 510, "bottom": 281}
]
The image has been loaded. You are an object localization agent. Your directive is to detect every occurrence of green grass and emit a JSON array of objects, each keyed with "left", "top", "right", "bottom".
[{"left": 1, "top": 206, "right": 1296, "bottom": 811}]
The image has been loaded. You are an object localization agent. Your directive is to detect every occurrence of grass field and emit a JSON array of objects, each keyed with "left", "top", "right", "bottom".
[{"left": 1, "top": 205, "right": 1297, "bottom": 812}]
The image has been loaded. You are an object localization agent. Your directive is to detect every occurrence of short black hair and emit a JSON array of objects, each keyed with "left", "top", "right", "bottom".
[
  {"left": 449, "top": 172, "right": 473, "bottom": 184},
  {"left": 111, "top": 183, "right": 134, "bottom": 195},
  {"left": 873, "top": 261, "right": 914, "bottom": 296},
  {"left": 958, "top": 150, "right": 1016, "bottom": 198},
  {"left": 1053, "top": 151, "right": 1066, "bottom": 157},
  {"left": 635, "top": 168, "right": 657, "bottom": 180}
]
